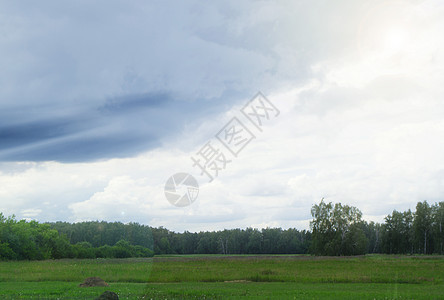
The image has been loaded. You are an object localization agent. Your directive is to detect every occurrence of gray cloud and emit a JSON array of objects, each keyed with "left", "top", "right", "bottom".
[
  {"left": 1, "top": 0, "right": 329, "bottom": 162},
  {"left": 0, "top": 91, "right": 238, "bottom": 162},
  {"left": 2, "top": 0, "right": 382, "bottom": 163},
  {"left": 4, "top": 0, "right": 390, "bottom": 163}
]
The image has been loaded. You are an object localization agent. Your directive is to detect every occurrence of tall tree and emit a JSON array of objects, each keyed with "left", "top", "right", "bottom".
[
  {"left": 414, "top": 201, "right": 433, "bottom": 254},
  {"left": 431, "top": 202, "right": 444, "bottom": 254},
  {"left": 381, "top": 210, "right": 413, "bottom": 254},
  {"left": 310, "top": 199, "right": 368, "bottom": 256}
]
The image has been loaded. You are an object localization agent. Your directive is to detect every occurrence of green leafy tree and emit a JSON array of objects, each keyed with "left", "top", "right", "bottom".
[
  {"left": 414, "top": 201, "right": 433, "bottom": 254},
  {"left": 72, "top": 241, "right": 95, "bottom": 258},
  {"left": 381, "top": 210, "right": 413, "bottom": 254},
  {"left": 431, "top": 202, "right": 444, "bottom": 254},
  {"left": 310, "top": 199, "right": 368, "bottom": 256},
  {"left": 246, "top": 228, "right": 262, "bottom": 254}
]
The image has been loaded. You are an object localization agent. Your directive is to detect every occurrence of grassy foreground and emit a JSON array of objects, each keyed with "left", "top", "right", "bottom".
[{"left": 0, "top": 255, "right": 443, "bottom": 299}]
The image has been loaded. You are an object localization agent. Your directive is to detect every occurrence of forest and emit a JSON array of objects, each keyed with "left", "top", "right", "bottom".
[{"left": 0, "top": 200, "right": 443, "bottom": 260}]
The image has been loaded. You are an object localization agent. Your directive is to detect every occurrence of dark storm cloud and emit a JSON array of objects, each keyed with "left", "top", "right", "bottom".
[
  {"left": 0, "top": 119, "right": 79, "bottom": 148},
  {"left": 101, "top": 93, "right": 171, "bottom": 113},
  {"left": 0, "top": 92, "right": 239, "bottom": 162},
  {"left": 1, "top": 0, "right": 358, "bottom": 163}
]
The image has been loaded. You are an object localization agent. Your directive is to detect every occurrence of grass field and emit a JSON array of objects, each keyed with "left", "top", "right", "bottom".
[{"left": 0, "top": 255, "right": 443, "bottom": 299}]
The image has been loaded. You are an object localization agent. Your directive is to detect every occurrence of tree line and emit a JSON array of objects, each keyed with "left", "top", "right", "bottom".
[
  {"left": 310, "top": 200, "right": 444, "bottom": 255},
  {"left": 0, "top": 200, "right": 443, "bottom": 260},
  {"left": 0, "top": 215, "right": 154, "bottom": 260},
  {"left": 48, "top": 221, "right": 310, "bottom": 255}
]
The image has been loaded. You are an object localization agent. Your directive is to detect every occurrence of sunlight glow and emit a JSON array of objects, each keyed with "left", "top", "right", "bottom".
[
  {"left": 326, "top": 1, "right": 438, "bottom": 88},
  {"left": 357, "top": 2, "right": 414, "bottom": 59},
  {"left": 383, "top": 27, "right": 410, "bottom": 55}
]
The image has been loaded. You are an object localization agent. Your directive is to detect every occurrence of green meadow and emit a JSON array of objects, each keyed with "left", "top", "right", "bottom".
[{"left": 0, "top": 255, "right": 443, "bottom": 299}]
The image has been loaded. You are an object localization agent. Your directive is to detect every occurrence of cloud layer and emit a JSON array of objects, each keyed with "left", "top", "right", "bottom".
[{"left": 1, "top": 0, "right": 443, "bottom": 231}]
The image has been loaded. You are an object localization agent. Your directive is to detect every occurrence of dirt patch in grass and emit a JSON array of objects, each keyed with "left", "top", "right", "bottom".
[{"left": 79, "top": 277, "right": 109, "bottom": 287}]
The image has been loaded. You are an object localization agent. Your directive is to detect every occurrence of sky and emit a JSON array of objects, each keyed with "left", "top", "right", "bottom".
[{"left": 0, "top": 0, "right": 443, "bottom": 232}]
